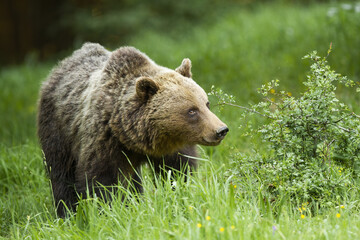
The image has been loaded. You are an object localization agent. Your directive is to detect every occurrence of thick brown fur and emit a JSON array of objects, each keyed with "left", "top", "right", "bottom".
[{"left": 37, "top": 43, "right": 228, "bottom": 217}]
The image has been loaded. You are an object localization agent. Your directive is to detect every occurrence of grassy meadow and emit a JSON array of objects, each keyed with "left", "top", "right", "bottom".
[{"left": 1, "top": 2, "right": 360, "bottom": 239}]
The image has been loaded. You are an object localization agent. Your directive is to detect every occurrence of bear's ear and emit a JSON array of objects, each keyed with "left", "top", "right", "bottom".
[
  {"left": 136, "top": 77, "right": 159, "bottom": 101},
  {"left": 175, "top": 58, "right": 192, "bottom": 78}
]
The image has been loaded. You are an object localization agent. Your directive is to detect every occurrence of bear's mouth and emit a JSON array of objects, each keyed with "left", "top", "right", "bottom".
[{"left": 200, "top": 138, "right": 223, "bottom": 146}]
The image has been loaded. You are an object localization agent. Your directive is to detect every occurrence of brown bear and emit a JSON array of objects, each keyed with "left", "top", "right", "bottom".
[{"left": 37, "top": 43, "right": 228, "bottom": 217}]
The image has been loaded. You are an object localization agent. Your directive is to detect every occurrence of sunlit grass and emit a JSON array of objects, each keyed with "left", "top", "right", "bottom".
[{"left": 5, "top": 160, "right": 360, "bottom": 239}]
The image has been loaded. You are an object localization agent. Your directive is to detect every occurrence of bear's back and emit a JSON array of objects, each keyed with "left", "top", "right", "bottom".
[
  {"left": 39, "top": 43, "right": 110, "bottom": 140},
  {"left": 46, "top": 43, "right": 109, "bottom": 92}
]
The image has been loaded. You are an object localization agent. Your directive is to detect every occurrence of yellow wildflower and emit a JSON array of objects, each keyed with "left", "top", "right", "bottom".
[
  {"left": 336, "top": 213, "right": 341, "bottom": 218},
  {"left": 270, "top": 89, "right": 276, "bottom": 94},
  {"left": 206, "top": 216, "right": 211, "bottom": 221},
  {"left": 301, "top": 214, "right": 305, "bottom": 219},
  {"left": 219, "top": 227, "right": 225, "bottom": 232},
  {"left": 340, "top": 205, "right": 345, "bottom": 209},
  {"left": 231, "top": 225, "right": 235, "bottom": 230},
  {"left": 197, "top": 223, "right": 202, "bottom": 228}
]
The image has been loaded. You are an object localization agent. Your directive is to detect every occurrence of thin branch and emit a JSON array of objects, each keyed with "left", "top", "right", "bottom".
[
  {"left": 327, "top": 139, "right": 335, "bottom": 148},
  {"left": 333, "top": 112, "right": 355, "bottom": 124},
  {"left": 333, "top": 117, "right": 346, "bottom": 124},
  {"left": 333, "top": 124, "right": 353, "bottom": 133},
  {"left": 352, "top": 112, "right": 360, "bottom": 118},
  {"left": 218, "top": 102, "right": 276, "bottom": 120}
]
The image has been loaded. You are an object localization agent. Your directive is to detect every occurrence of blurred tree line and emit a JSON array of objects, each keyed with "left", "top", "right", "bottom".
[{"left": 0, "top": 0, "right": 334, "bottom": 65}]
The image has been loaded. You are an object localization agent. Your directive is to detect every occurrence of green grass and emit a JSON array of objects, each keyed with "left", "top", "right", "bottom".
[
  {"left": 0, "top": 63, "right": 51, "bottom": 145},
  {"left": 4, "top": 161, "right": 360, "bottom": 239},
  {"left": 1, "top": 2, "right": 360, "bottom": 239}
]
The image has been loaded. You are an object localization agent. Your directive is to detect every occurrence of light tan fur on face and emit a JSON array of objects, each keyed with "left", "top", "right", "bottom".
[
  {"left": 100, "top": 48, "right": 228, "bottom": 157},
  {"left": 144, "top": 70, "right": 228, "bottom": 155}
]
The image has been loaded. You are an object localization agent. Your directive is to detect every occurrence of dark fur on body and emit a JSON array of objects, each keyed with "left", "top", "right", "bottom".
[{"left": 38, "top": 43, "right": 226, "bottom": 217}]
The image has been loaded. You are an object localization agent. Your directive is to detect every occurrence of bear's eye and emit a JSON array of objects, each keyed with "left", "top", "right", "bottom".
[
  {"left": 188, "top": 108, "right": 198, "bottom": 117},
  {"left": 206, "top": 102, "right": 210, "bottom": 109}
]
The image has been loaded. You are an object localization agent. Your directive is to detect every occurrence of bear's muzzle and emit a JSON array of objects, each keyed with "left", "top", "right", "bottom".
[{"left": 216, "top": 126, "right": 229, "bottom": 140}]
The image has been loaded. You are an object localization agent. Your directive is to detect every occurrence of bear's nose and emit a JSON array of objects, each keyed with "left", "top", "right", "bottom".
[{"left": 216, "top": 126, "right": 229, "bottom": 139}]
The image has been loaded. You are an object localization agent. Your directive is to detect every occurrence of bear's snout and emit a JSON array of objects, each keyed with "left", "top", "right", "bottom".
[
  {"left": 216, "top": 126, "right": 229, "bottom": 140},
  {"left": 199, "top": 109, "right": 229, "bottom": 146}
]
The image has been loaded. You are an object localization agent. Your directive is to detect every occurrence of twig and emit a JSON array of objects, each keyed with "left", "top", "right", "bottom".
[
  {"left": 352, "top": 112, "right": 360, "bottom": 118},
  {"left": 333, "top": 124, "right": 352, "bottom": 133},
  {"left": 333, "top": 112, "right": 355, "bottom": 124},
  {"left": 327, "top": 139, "right": 335, "bottom": 148},
  {"left": 218, "top": 102, "right": 275, "bottom": 120}
]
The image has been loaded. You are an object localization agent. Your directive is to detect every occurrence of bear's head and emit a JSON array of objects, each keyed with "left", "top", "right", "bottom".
[{"left": 107, "top": 47, "right": 228, "bottom": 157}]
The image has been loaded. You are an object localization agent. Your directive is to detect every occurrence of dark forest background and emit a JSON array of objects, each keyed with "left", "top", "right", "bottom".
[{"left": 1, "top": 0, "right": 333, "bottom": 65}]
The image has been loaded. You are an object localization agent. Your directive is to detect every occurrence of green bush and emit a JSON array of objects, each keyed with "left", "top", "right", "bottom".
[{"left": 212, "top": 48, "right": 360, "bottom": 208}]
